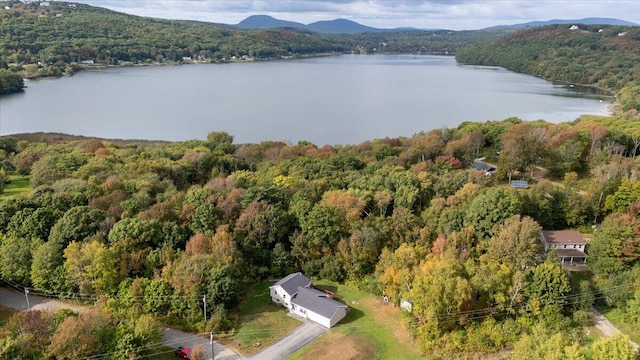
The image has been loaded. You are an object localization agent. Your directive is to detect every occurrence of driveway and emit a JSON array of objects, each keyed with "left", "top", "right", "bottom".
[
  {"left": 248, "top": 321, "right": 327, "bottom": 360},
  {"left": 1, "top": 286, "right": 327, "bottom": 359},
  {"left": 592, "top": 306, "right": 621, "bottom": 337},
  {"left": 592, "top": 306, "right": 639, "bottom": 351}
]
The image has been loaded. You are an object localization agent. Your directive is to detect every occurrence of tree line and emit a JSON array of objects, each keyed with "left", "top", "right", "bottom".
[
  {"left": 0, "top": 69, "right": 23, "bottom": 94},
  {"left": 456, "top": 24, "right": 640, "bottom": 115},
  {"left": 1, "top": 113, "right": 640, "bottom": 357},
  {"left": 0, "top": 0, "right": 505, "bottom": 94}
]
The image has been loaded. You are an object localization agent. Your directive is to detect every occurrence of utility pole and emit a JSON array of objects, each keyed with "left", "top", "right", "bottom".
[
  {"left": 210, "top": 332, "right": 214, "bottom": 360},
  {"left": 203, "top": 294, "right": 207, "bottom": 324},
  {"left": 24, "top": 288, "right": 30, "bottom": 310}
]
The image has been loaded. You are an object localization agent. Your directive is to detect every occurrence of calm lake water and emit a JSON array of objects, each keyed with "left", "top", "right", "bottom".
[{"left": 0, "top": 55, "right": 612, "bottom": 146}]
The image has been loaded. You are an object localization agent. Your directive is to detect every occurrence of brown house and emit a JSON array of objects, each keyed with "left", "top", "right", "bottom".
[{"left": 540, "top": 230, "right": 588, "bottom": 265}]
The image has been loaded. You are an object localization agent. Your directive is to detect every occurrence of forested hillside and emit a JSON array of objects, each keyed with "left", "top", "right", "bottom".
[
  {"left": 456, "top": 24, "right": 640, "bottom": 113},
  {"left": 1, "top": 114, "right": 640, "bottom": 357},
  {"left": 0, "top": 0, "right": 503, "bottom": 90}
]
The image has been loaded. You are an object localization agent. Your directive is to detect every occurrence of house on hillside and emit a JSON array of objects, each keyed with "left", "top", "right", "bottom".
[
  {"left": 471, "top": 160, "right": 496, "bottom": 176},
  {"left": 569, "top": 25, "right": 579, "bottom": 30},
  {"left": 270, "top": 272, "right": 348, "bottom": 328},
  {"left": 540, "top": 230, "right": 588, "bottom": 265}
]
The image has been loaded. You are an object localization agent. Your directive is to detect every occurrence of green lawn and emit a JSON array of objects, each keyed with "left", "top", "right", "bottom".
[
  {"left": 1, "top": 175, "right": 30, "bottom": 198},
  {"left": 226, "top": 281, "right": 300, "bottom": 355},
  {"left": 287, "top": 280, "right": 423, "bottom": 360}
]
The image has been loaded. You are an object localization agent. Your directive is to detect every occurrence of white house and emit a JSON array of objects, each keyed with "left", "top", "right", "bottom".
[
  {"left": 540, "top": 230, "right": 587, "bottom": 265},
  {"left": 290, "top": 287, "right": 348, "bottom": 328},
  {"left": 269, "top": 272, "right": 311, "bottom": 308},
  {"left": 270, "top": 272, "right": 348, "bottom": 328},
  {"left": 569, "top": 25, "right": 579, "bottom": 30}
]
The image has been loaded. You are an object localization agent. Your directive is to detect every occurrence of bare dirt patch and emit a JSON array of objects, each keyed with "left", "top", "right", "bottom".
[
  {"left": 362, "top": 297, "right": 414, "bottom": 348},
  {"left": 297, "top": 332, "right": 375, "bottom": 360}
]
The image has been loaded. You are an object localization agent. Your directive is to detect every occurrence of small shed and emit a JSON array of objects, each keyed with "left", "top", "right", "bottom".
[{"left": 400, "top": 299, "right": 413, "bottom": 312}]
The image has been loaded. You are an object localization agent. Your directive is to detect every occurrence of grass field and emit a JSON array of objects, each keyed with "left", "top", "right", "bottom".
[
  {"left": 225, "top": 281, "right": 300, "bottom": 355},
  {"left": 287, "top": 280, "right": 423, "bottom": 360},
  {"left": 1, "top": 175, "right": 30, "bottom": 198}
]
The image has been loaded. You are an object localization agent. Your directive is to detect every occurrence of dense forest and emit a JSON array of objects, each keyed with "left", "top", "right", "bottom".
[
  {"left": 0, "top": 0, "right": 503, "bottom": 92},
  {"left": 1, "top": 113, "right": 640, "bottom": 358},
  {"left": 456, "top": 24, "right": 640, "bottom": 113},
  {"left": 2, "top": 1, "right": 640, "bottom": 358},
  {"left": 0, "top": 69, "right": 23, "bottom": 94}
]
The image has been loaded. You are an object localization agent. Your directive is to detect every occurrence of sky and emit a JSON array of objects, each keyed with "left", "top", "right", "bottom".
[{"left": 67, "top": 0, "right": 640, "bottom": 30}]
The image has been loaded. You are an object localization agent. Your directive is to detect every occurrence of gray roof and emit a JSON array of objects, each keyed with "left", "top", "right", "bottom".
[
  {"left": 271, "top": 272, "right": 311, "bottom": 296},
  {"left": 471, "top": 161, "right": 496, "bottom": 172},
  {"left": 291, "top": 287, "right": 347, "bottom": 319},
  {"left": 557, "top": 249, "right": 587, "bottom": 258}
]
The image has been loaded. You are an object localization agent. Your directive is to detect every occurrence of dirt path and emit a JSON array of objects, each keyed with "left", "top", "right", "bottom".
[
  {"left": 592, "top": 306, "right": 621, "bottom": 337},
  {"left": 592, "top": 306, "right": 639, "bottom": 350}
]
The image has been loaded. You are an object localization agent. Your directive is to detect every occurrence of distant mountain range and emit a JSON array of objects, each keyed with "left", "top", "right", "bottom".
[
  {"left": 486, "top": 17, "right": 638, "bottom": 29},
  {"left": 236, "top": 15, "right": 638, "bottom": 34},
  {"left": 236, "top": 15, "right": 386, "bottom": 33}
]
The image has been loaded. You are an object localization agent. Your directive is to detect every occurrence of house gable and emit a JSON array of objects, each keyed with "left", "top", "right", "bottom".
[{"left": 269, "top": 272, "right": 311, "bottom": 307}]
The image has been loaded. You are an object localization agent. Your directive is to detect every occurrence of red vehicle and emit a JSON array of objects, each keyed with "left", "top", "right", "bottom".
[{"left": 174, "top": 346, "right": 192, "bottom": 360}]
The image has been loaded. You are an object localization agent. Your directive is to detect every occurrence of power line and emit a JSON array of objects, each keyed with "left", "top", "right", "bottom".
[{"left": 1, "top": 276, "right": 637, "bottom": 359}]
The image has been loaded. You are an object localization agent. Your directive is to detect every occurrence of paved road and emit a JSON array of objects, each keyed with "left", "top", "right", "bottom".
[
  {"left": 1, "top": 286, "right": 327, "bottom": 359},
  {"left": 0, "top": 287, "right": 87, "bottom": 313},
  {"left": 163, "top": 328, "right": 241, "bottom": 360}
]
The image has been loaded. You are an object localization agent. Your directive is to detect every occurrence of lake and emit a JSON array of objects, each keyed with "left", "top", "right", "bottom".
[{"left": 0, "top": 55, "right": 612, "bottom": 146}]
